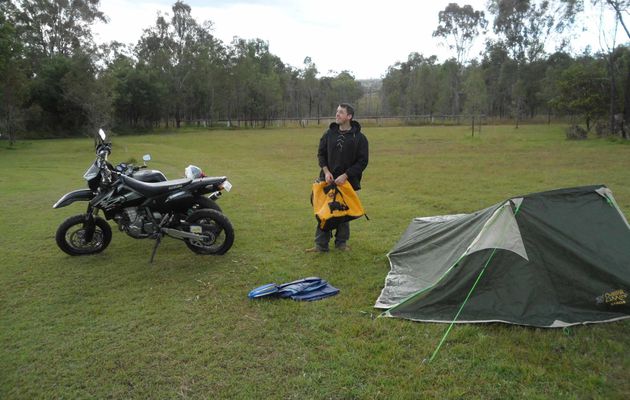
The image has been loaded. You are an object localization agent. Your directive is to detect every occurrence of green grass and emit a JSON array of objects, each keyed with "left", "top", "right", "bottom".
[{"left": 1, "top": 125, "right": 629, "bottom": 399}]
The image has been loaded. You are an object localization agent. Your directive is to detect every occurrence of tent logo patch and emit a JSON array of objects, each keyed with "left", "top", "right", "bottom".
[{"left": 596, "top": 289, "right": 628, "bottom": 306}]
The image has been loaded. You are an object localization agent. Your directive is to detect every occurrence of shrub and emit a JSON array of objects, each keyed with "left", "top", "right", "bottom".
[{"left": 566, "top": 124, "right": 588, "bottom": 140}]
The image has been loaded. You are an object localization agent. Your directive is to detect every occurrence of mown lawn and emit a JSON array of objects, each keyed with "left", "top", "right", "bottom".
[{"left": 1, "top": 124, "right": 629, "bottom": 399}]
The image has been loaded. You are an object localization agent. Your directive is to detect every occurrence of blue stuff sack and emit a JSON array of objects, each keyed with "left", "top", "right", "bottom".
[
  {"left": 247, "top": 283, "right": 279, "bottom": 299},
  {"left": 248, "top": 277, "right": 339, "bottom": 301}
]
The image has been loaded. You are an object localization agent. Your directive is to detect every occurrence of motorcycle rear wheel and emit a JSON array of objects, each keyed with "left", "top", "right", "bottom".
[
  {"left": 191, "top": 196, "right": 222, "bottom": 213},
  {"left": 184, "top": 209, "right": 234, "bottom": 255},
  {"left": 56, "top": 214, "right": 112, "bottom": 256}
]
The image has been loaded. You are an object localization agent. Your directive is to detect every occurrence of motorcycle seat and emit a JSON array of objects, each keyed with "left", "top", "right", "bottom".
[{"left": 120, "top": 174, "right": 192, "bottom": 196}]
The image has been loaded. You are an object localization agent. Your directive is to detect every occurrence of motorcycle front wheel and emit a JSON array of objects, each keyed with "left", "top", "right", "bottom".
[
  {"left": 184, "top": 209, "right": 234, "bottom": 255},
  {"left": 55, "top": 214, "right": 112, "bottom": 256}
]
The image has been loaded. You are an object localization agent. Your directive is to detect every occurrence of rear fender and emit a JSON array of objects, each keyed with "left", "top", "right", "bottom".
[
  {"left": 53, "top": 189, "right": 95, "bottom": 208},
  {"left": 189, "top": 176, "right": 227, "bottom": 195}
]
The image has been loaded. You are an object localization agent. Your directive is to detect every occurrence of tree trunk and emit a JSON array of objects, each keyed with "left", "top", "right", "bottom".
[
  {"left": 623, "top": 66, "right": 630, "bottom": 139},
  {"left": 609, "top": 55, "right": 616, "bottom": 136}
]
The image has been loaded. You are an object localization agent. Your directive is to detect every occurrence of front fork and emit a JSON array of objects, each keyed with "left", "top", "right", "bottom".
[{"left": 82, "top": 205, "right": 98, "bottom": 242}]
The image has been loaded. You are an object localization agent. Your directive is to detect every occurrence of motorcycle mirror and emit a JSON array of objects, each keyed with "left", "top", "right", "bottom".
[
  {"left": 143, "top": 154, "right": 151, "bottom": 166},
  {"left": 98, "top": 129, "right": 106, "bottom": 141}
]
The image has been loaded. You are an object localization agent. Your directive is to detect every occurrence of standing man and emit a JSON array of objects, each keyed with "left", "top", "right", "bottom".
[{"left": 307, "top": 103, "right": 369, "bottom": 252}]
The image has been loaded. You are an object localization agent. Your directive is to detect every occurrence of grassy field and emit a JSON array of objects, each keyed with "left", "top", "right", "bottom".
[{"left": 1, "top": 125, "right": 629, "bottom": 399}]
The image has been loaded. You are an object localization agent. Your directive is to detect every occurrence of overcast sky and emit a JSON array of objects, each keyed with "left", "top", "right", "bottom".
[{"left": 93, "top": 0, "right": 626, "bottom": 79}]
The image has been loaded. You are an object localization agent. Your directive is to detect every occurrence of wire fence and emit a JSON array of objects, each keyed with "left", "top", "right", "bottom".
[{"left": 205, "top": 114, "right": 490, "bottom": 129}]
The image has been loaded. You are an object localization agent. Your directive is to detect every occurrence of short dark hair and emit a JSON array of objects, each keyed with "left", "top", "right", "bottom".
[{"left": 339, "top": 103, "right": 355, "bottom": 120}]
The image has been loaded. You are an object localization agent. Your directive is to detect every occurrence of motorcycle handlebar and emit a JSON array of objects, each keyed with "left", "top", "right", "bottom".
[{"left": 96, "top": 143, "right": 112, "bottom": 157}]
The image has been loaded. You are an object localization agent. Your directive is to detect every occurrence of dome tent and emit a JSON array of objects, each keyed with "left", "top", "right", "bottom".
[{"left": 375, "top": 185, "right": 630, "bottom": 328}]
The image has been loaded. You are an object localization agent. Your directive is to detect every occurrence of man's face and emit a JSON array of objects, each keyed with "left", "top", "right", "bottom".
[{"left": 335, "top": 106, "right": 351, "bottom": 125}]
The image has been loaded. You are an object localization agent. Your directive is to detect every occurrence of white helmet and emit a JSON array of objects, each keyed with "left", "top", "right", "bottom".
[{"left": 184, "top": 165, "right": 204, "bottom": 179}]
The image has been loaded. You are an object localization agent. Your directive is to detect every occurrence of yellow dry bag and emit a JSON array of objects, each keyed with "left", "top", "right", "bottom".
[{"left": 312, "top": 181, "right": 366, "bottom": 231}]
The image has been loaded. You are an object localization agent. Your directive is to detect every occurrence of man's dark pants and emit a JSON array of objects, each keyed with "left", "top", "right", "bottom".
[{"left": 314, "top": 221, "right": 349, "bottom": 251}]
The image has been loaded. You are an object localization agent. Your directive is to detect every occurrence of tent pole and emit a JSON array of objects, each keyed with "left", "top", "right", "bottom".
[
  {"left": 428, "top": 248, "right": 498, "bottom": 363},
  {"left": 428, "top": 202, "right": 523, "bottom": 363}
]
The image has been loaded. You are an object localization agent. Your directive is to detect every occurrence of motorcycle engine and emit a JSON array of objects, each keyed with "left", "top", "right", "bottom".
[{"left": 115, "top": 207, "right": 159, "bottom": 238}]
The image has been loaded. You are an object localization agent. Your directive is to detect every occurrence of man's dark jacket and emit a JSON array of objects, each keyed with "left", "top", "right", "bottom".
[{"left": 318, "top": 120, "right": 369, "bottom": 190}]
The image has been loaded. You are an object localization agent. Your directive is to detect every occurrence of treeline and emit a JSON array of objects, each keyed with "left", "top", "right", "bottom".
[
  {"left": 379, "top": 0, "right": 630, "bottom": 138},
  {"left": 0, "top": 0, "right": 363, "bottom": 139},
  {"left": 1, "top": 0, "right": 630, "bottom": 141},
  {"left": 380, "top": 48, "right": 630, "bottom": 132}
]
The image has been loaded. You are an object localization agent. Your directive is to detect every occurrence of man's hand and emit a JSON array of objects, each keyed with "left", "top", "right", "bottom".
[
  {"left": 323, "top": 167, "right": 334, "bottom": 184},
  {"left": 334, "top": 173, "right": 348, "bottom": 185}
]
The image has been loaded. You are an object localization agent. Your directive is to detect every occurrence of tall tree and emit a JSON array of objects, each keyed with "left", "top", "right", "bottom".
[
  {"left": 549, "top": 58, "right": 609, "bottom": 129},
  {"left": 539, "top": 51, "right": 574, "bottom": 122},
  {"left": 433, "top": 3, "right": 487, "bottom": 115},
  {"left": 462, "top": 63, "right": 488, "bottom": 121},
  {"left": 0, "top": 9, "right": 27, "bottom": 144},
  {"left": 481, "top": 42, "right": 515, "bottom": 119},
  {"left": 600, "top": 0, "right": 630, "bottom": 38},
  {"left": 13, "top": 0, "right": 106, "bottom": 62},
  {"left": 300, "top": 57, "right": 319, "bottom": 119},
  {"left": 170, "top": 1, "right": 197, "bottom": 127},
  {"left": 191, "top": 20, "right": 226, "bottom": 126},
  {"left": 136, "top": 13, "right": 176, "bottom": 126},
  {"left": 433, "top": 3, "right": 488, "bottom": 66},
  {"left": 488, "top": 0, "right": 578, "bottom": 126}
]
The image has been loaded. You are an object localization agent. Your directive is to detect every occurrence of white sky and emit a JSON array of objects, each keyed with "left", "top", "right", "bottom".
[{"left": 93, "top": 0, "right": 627, "bottom": 79}]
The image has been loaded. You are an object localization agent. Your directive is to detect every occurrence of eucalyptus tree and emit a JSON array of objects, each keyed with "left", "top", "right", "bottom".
[
  {"left": 556, "top": 0, "right": 630, "bottom": 136},
  {"left": 191, "top": 20, "right": 227, "bottom": 126},
  {"left": 136, "top": 13, "right": 176, "bottom": 126},
  {"left": 593, "top": 0, "right": 630, "bottom": 137},
  {"left": 433, "top": 3, "right": 488, "bottom": 114},
  {"left": 598, "top": 0, "right": 630, "bottom": 38},
  {"left": 107, "top": 55, "right": 166, "bottom": 128},
  {"left": 381, "top": 63, "right": 406, "bottom": 115},
  {"left": 228, "top": 38, "right": 285, "bottom": 124},
  {"left": 169, "top": 1, "right": 199, "bottom": 127},
  {"left": 2, "top": 0, "right": 108, "bottom": 135},
  {"left": 487, "top": 0, "right": 579, "bottom": 126},
  {"left": 434, "top": 59, "right": 460, "bottom": 116},
  {"left": 410, "top": 55, "right": 441, "bottom": 116},
  {"left": 462, "top": 62, "right": 488, "bottom": 128},
  {"left": 549, "top": 57, "right": 609, "bottom": 129},
  {"left": 538, "top": 51, "right": 574, "bottom": 122},
  {"left": 329, "top": 71, "right": 363, "bottom": 111},
  {"left": 0, "top": 9, "right": 27, "bottom": 144},
  {"left": 382, "top": 52, "right": 447, "bottom": 118},
  {"left": 12, "top": 0, "right": 106, "bottom": 64},
  {"left": 480, "top": 42, "right": 515, "bottom": 119},
  {"left": 300, "top": 57, "right": 319, "bottom": 118}
]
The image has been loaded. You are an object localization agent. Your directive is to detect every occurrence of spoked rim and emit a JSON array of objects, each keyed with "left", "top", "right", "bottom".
[{"left": 66, "top": 225, "right": 106, "bottom": 251}]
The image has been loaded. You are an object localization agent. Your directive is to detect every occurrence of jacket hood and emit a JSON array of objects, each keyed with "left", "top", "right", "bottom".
[{"left": 329, "top": 120, "right": 362, "bottom": 132}]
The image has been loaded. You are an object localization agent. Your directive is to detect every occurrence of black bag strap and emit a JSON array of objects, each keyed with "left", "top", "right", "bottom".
[{"left": 324, "top": 184, "right": 347, "bottom": 202}]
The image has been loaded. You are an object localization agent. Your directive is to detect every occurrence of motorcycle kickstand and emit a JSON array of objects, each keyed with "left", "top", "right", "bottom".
[
  {"left": 149, "top": 233, "right": 163, "bottom": 264},
  {"left": 149, "top": 214, "right": 172, "bottom": 263}
]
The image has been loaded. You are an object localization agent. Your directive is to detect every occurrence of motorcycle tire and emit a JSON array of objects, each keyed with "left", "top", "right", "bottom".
[
  {"left": 56, "top": 214, "right": 112, "bottom": 256},
  {"left": 184, "top": 209, "right": 234, "bottom": 255},
  {"left": 191, "top": 196, "right": 222, "bottom": 213}
]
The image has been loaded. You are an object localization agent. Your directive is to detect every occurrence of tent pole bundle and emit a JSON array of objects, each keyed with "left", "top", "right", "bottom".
[{"left": 375, "top": 185, "right": 630, "bottom": 361}]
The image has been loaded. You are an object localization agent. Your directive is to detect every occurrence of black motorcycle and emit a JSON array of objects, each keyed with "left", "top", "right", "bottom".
[{"left": 53, "top": 129, "right": 234, "bottom": 262}]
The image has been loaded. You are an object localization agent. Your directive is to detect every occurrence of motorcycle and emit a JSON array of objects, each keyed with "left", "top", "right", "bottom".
[{"left": 53, "top": 129, "right": 234, "bottom": 262}]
